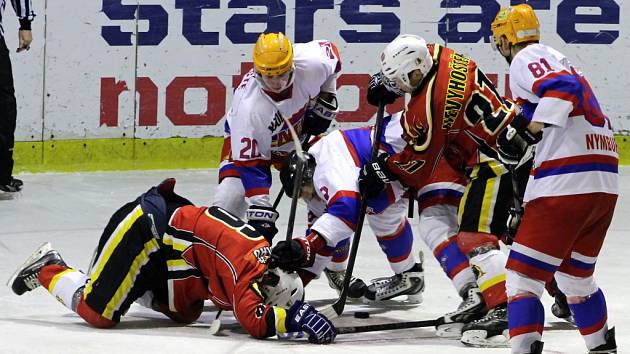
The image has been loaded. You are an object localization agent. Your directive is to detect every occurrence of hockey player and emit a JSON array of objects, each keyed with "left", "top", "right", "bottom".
[
  {"left": 360, "top": 34, "right": 519, "bottom": 346},
  {"left": 8, "top": 179, "right": 336, "bottom": 344},
  {"left": 271, "top": 113, "right": 479, "bottom": 309},
  {"left": 213, "top": 32, "right": 341, "bottom": 243},
  {"left": 491, "top": 5, "right": 618, "bottom": 353}
]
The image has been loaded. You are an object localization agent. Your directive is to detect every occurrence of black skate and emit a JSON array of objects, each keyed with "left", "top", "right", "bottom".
[
  {"left": 530, "top": 340, "right": 544, "bottom": 354},
  {"left": 460, "top": 303, "right": 509, "bottom": 348},
  {"left": 589, "top": 327, "right": 617, "bottom": 353},
  {"left": 435, "top": 285, "right": 488, "bottom": 338},
  {"left": 323, "top": 268, "right": 367, "bottom": 300},
  {"left": 363, "top": 262, "right": 424, "bottom": 304},
  {"left": 0, "top": 177, "right": 23, "bottom": 193},
  {"left": 7, "top": 242, "right": 67, "bottom": 295}
]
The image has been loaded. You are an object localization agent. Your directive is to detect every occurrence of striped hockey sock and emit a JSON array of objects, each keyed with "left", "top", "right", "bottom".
[
  {"left": 433, "top": 235, "right": 475, "bottom": 294},
  {"left": 569, "top": 288, "right": 609, "bottom": 350},
  {"left": 376, "top": 220, "right": 414, "bottom": 274},
  {"left": 508, "top": 295, "right": 544, "bottom": 354}
]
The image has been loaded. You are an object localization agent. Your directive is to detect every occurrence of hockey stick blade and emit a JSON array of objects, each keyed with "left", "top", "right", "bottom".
[
  {"left": 322, "top": 101, "right": 387, "bottom": 318},
  {"left": 337, "top": 318, "right": 438, "bottom": 334}
]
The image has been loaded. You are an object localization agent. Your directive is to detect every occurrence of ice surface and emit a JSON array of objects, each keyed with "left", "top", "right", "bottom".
[{"left": 1, "top": 169, "right": 628, "bottom": 353}]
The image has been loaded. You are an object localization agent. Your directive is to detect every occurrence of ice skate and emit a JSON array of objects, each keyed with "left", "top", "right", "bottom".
[
  {"left": 323, "top": 268, "right": 367, "bottom": 300},
  {"left": 435, "top": 285, "right": 487, "bottom": 338},
  {"left": 362, "top": 262, "right": 424, "bottom": 304},
  {"left": 529, "top": 340, "right": 544, "bottom": 354},
  {"left": 8, "top": 242, "right": 67, "bottom": 295},
  {"left": 460, "top": 303, "right": 509, "bottom": 348},
  {"left": 589, "top": 327, "right": 617, "bottom": 353}
]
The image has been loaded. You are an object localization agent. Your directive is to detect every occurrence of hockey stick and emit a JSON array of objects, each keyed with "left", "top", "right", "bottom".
[
  {"left": 272, "top": 189, "right": 284, "bottom": 209},
  {"left": 337, "top": 318, "right": 438, "bottom": 334},
  {"left": 271, "top": 133, "right": 310, "bottom": 211},
  {"left": 320, "top": 102, "right": 387, "bottom": 318},
  {"left": 278, "top": 111, "right": 309, "bottom": 242}
]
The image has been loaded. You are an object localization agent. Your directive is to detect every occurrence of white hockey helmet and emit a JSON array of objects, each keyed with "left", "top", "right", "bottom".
[
  {"left": 379, "top": 34, "right": 433, "bottom": 94},
  {"left": 260, "top": 268, "right": 304, "bottom": 308}
]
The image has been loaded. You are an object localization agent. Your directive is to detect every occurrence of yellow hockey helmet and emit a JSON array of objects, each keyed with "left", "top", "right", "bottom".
[
  {"left": 253, "top": 32, "right": 293, "bottom": 77},
  {"left": 491, "top": 4, "right": 540, "bottom": 47}
]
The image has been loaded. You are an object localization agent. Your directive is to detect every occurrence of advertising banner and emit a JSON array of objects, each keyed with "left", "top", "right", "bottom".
[{"left": 7, "top": 0, "right": 629, "bottom": 142}]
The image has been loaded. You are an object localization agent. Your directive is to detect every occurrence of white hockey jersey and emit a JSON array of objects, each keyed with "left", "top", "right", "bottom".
[
  {"left": 222, "top": 40, "right": 341, "bottom": 206},
  {"left": 509, "top": 44, "right": 618, "bottom": 202},
  {"left": 306, "top": 113, "right": 408, "bottom": 247}
]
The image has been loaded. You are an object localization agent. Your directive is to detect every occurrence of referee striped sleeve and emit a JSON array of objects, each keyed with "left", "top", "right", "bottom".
[{"left": 10, "top": 0, "right": 36, "bottom": 20}]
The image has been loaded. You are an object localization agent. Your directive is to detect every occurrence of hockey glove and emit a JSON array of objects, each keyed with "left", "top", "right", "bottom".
[
  {"left": 302, "top": 94, "right": 339, "bottom": 136},
  {"left": 358, "top": 154, "right": 398, "bottom": 198},
  {"left": 285, "top": 301, "right": 337, "bottom": 344},
  {"left": 505, "top": 206, "right": 522, "bottom": 245},
  {"left": 246, "top": 205, "right": 279, "bottom": 243},
  {"left": 367, "top": 72, "right": 402, "bottom": 106},
  {"left": 496, "top": 114, "right": 542, "bottom": 166},
  {"left": 271, "top": 236, "right": 317, "bottom": 271}
]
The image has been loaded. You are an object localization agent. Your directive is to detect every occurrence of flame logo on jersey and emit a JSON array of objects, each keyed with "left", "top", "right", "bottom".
[{"left": 402, "top": 110, "right": 428, "bottom": 150}]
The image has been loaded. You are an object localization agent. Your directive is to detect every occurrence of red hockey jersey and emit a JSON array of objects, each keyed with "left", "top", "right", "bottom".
[
  {"left": 387, "top": 44, "right": 517, "bottom": 188},
  {"left": 160, "top": 205, "right": 279, "bottom": 338}
]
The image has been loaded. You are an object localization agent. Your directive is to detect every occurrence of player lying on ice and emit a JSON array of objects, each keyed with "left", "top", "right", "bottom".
[{"left": 8, "top": 178, "right": 336, "bottom": 344}]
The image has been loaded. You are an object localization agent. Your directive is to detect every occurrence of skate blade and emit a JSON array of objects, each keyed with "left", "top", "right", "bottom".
[
  {"left": 360, "top": 296, "right": 424, "bottom": 308},
  {"left": 435, "top": 322, "right": 464, "bottom": 338},
  {"left": 406, "top": 293, "right": 423, "bottom": 304},
  {"left": 460, "top": 329, "right": 510, "bottom": 348},
  {"left": 6, "top": 242, "right": 52, "bottom": 288}
]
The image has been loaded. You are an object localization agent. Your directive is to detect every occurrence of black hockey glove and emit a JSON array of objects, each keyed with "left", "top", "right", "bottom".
[
  {"left": 496, "top": 114, "right": 542, "bottom": 166},
  {"left": 271, "top": 237, "right": 316, "bottom": 271},
  {"left": 505, "top": 206, "right": 523, "bottom": 245},
  {"left": 285, "top": 301, "right": 337, "bottom": 344},
  {"left": 358, "top": 153, "right": 398, "bottom": 198},
  {"left": 246, "top": 205, "right": 279, "bottom": 243},
  {"left": 302, "top": 94, "right": 339, "bottom": 136},
  {"left": 366, "top": 72, "right": 402, "bottom": 106}
]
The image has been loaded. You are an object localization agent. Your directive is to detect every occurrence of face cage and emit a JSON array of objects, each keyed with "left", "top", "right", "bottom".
[
  {"left": 380, "top": 73, "right": 406, "bottom": 96},
  {"left": 255, "top": 68, "right": 295, "bottom": 93}
]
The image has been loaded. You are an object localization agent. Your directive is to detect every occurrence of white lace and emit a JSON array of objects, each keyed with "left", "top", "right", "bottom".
[
  {"left": 370, "top": 272, "right": 422, "bottom": 297},
  {"left": 24, "top": 273, "right": 40, "bottom": 290}
]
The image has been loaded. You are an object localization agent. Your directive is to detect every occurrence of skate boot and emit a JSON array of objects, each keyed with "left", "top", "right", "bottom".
[
  {"left": 460, "top": 303, "right": 509, "bottom": 348},
  {"left": 323, "top": 268, "right": 367, "bottom": 299},
  {"left": 529, "top": 340, "right": 544, "bottom": 354},
  {"left": 435, "top": 285, "right": 488, "bottom": 338},
  {"left": 589, "top": 327, "right": 617, "bottom": 353},
  {"left": 8, "top": 242, "right": 67, "bottom": 295},
  {"left": 363, "top": 263, "right": 424, "bottom": 303},
  {"left": 551, "top": 290, "right": 575, "bottom": 324}
]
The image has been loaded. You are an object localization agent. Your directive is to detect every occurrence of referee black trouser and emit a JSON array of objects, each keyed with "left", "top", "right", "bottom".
[{"left": 0, "top": 36, "right": 17, "bottom": 185}]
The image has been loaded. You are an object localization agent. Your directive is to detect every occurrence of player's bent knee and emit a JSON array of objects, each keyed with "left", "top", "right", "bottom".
[
  {"left": 77, "top": 299, "right": 117, "bottom": 328},
  {"left": 506, "top": 269, "right": 545, "bottom": 298},
  {"left": 417, "top": 205, "right": 459, "bottom": 250},
  {"left": 457, "top": 231, "right": 499, "bottom": 256},
  {"left": 554, "top": 272, "right": 598, "bottom": 298}
]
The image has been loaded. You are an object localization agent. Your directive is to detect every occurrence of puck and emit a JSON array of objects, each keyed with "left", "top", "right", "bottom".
[{"left": 354, "top": 311, "right": 370, "bottom": 319}]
